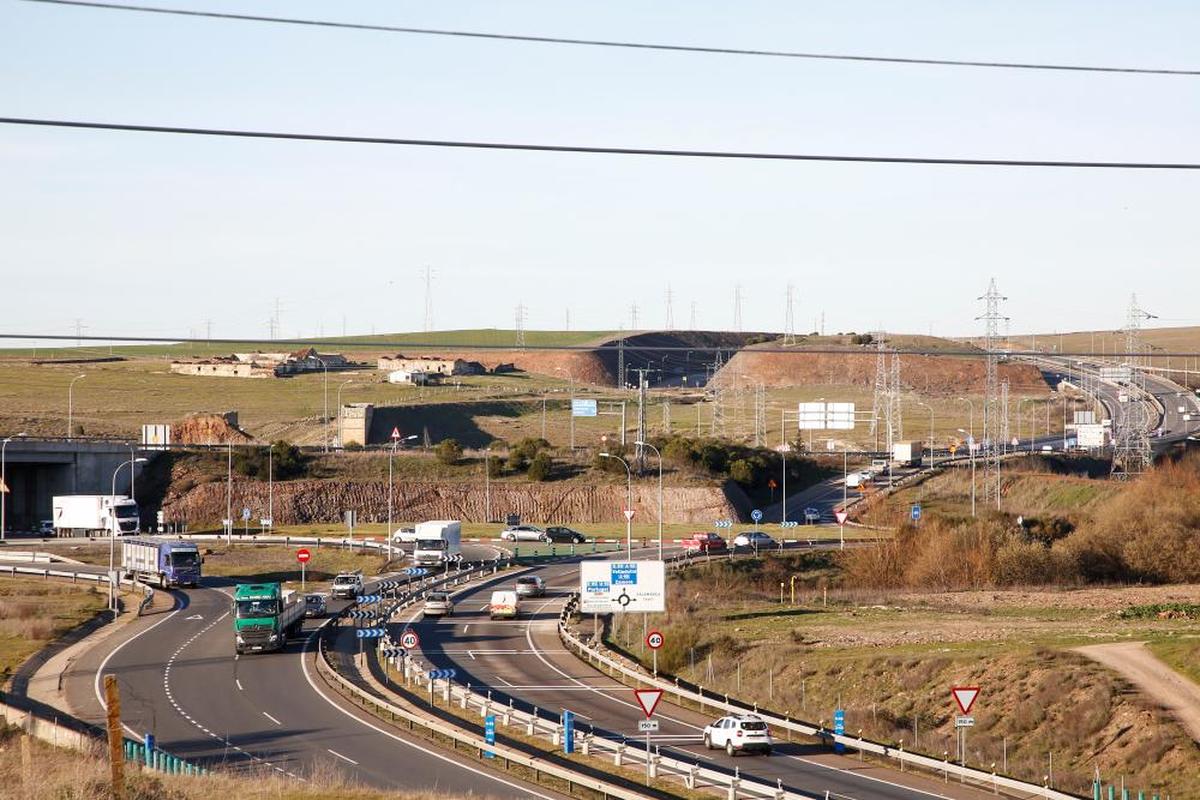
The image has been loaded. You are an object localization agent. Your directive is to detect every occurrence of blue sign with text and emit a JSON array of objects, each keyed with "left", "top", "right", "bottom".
[
  {"left": 611, "top": 563, "right": 638, "bottom": 586},
  {"left": 833, "top": 708, "right": 845, "bottom": 754},
  {"left": 484, "top": 714, "right": 496, "bottom": 759},
  {"left": 911, "top": 504, "right": 922, "bottom": 522},
  {"left": 562, "top": 710, "right": 575, "bottom": 754}
]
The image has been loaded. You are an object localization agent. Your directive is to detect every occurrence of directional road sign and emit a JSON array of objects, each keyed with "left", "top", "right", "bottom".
[
  {"left": 952, "top": 686, "right": 980, "bottom": 715},
  {"left": 751, "top": 509, "right": 763, "bottom": 523},
  {"left": 400, "top": 630, "right": 420, "bottom": 650},
  {"left": 355, "top": 628, "right": 385, "bottom": 639},
  {"left": 911, "top": 504, "right": 922, "bottom": 522},
  {"left": 634, "top": 689, "right": 663, "bottom": 719},
  {"left": 296, "top": 548, "right": 311, "bottom": 564},
  {"left": 428, "top": 668, "right": 457, "bottom": 680},
  {"left": 356, "top": 594, "right": 382, "bottom": 604},
  {"left": 379, "top": 647, "right": 407, "bottom": 659},
  {"left": 579, "top": 560, "right": 666, "bottom": 614},
  {"left": 571, "top": 399, "right": 598, "bottom": 417},
  {"left": 347, "top": 610, "right": 376, "bottom": 620},
  {"left": 646, "top": 630, "right": 664, "bottom": 650},
  {"left": 780, "top": 520, "right": 799, "bottom": 528},
  {"left": 484, "top": 714, "right": 496, "bottom": 759},
  {"left": 403, "top": 567, "right": 428, "bottom": 577},
  {"left": 714, "top": 519, "right": 733, "bottom": 529}
]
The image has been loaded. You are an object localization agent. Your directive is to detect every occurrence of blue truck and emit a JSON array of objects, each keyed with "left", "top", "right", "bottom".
[{"left": 120, "top": 537, "right": 202, "bottom": 588}]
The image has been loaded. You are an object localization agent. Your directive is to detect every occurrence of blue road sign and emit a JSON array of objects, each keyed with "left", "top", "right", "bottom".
[
  {"left": 356, "top": 594, "right": 382, "bottom": 604},
  {"left": 562, "top": 710, "right": 575, "bottom": 754},
  {"left": 355, "top": 628, "right": 385, "bottom": 639},
  {"left": 571, "top": 399, "right": 598, "bottom": 417},
  {"left": 427, "top": 668, "right": 458, "bottom": 680},
  {"left": 403, "top": 567, "right": 428, "bottom": 577},
  {"left": 610, "top": 562, "right": 638, "bottom": 586},
  {"left": 911, "top": 504, "right": 922, "bottom": 522},
  {"left": 484, "top": 714, "right": 496, "bottom": 759},
  {"left": 751, "top": 509, "right": 763, "bottom": 523},
  {"left": 833, "top": 708, "right": 846, "bottom": 754}
]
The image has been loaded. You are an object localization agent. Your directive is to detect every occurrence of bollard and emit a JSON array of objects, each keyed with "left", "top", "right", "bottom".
[
  {"left": 581, "top": 735, "right": 590, "bottom": 756},
  {"left": 613, "top": 743, "right": 625, "bottom": 767},
  {"left": 648, "top": 754, "right": 660, "bottom": 779},
  {"left": 685, "top": 764, "right": 699, "bottom": 789},
  {"left": 526, "top": 717, "right": 535, "bottom": 736},
  {"left": 442, "top": 681, "right": 450, "bottom": 703},
  {"left": 726, "top": 775, "right": 740, "bottom": 800},
  {"left": 774, "top": 778, "right": 785, "bottom": 800}
]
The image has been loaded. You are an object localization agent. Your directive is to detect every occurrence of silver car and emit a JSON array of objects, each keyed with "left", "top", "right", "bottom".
[
  {"left": 501, "top": 525, "right": 548, "bottom": 542},
  {"left": 514, "top": 575, "right": 546, "bottom": 598},
  {"left": 422, "top": 591, "right": 454, "bottom": 617}
]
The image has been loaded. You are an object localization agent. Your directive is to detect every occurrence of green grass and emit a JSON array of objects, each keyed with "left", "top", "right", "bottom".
[
  {"left": 0, "top": 578, "right": 107, "bottom": 689},
  {"left": 1147, "top": 637, "right": 1200, "bottom": 688}
]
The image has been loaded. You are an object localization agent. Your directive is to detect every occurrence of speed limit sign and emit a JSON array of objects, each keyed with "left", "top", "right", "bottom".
[
  {"left": 646, "top": 630, "right": 664, "bottom": 650},
  {"left": 400, "top": 630, "right": 420, "bottom": 650}
]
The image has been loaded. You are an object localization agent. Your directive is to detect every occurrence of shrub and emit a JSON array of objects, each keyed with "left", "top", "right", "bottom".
[
  {"left": 232, "top": 440, "right": 305, "bottom": 480},
  {"left": 434, "top": 438, "right": 462, "bottom": 465},
  {"left": 729, "top": 459, "right": 755, "bottom": 487},
  {"left": 486, "top": 455, "right": 503, "bottom": 478},
  {"left": 527, "top": 452, "right": 552, "bottom": 482}
]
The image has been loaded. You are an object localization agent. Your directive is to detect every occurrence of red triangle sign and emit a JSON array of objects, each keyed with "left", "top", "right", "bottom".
[
  {"left": 952, "top": 686, "right": 980, "bottom": 715},
  {"left": 834, "top": 510, "right": 848, "bottom": 525},
  {"left": 634, "top": 689, "right": 663, "bottom": 719},
  {"left": 391, "top": 427, "right": 401, "bottom": 440}
]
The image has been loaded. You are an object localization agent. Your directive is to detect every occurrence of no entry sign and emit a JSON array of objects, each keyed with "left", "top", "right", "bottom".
[{"left": 296, "top": 548, "right": 311, "bottom": 564}]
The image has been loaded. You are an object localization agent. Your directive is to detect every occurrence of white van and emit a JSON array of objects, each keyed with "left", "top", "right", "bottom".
[{"left": 489, "top": 590, "right": 519, "bottom": 620}]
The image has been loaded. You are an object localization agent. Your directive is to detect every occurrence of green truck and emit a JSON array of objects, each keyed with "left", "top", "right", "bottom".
[{"left": 232, "top": 582, "right": 305, "bottom": 654}]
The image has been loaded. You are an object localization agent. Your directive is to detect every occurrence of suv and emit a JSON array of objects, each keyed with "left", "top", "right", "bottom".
[
  {"left": 330, "top": 571, "right": 364, "bottom": 599},
  {"left": 422, "top": 590, "right": 454, "bottom": 617},
  {"left": 544, "top": 526, "right": 587, "bottom": 544},
  {"left": 514, "top": 575, "right": 546, "bottom": 598},
  {"left": 501, "top": 525, "right": 548, "bottom": 542},
  {"left": 703, "top": 714, "right": 773, "bottom": 756}
]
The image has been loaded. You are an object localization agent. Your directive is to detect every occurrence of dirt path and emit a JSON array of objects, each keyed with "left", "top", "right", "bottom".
[{"left": 1075, "top": 641, "right": 1200, "bottom": 743}]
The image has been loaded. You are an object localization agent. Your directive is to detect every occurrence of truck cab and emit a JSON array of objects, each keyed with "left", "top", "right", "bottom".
[
  {"left": 331, "top": 571, "right": 364, "bottom": 599},
  {"left": 121, "top": 537, "right": 201, "bottom": 588},
  {"left": 412, "top": 520, "right": 462, "bottom": 567},
  {"left": 233, "top": 583, "right": 303, "bottom": 654}
]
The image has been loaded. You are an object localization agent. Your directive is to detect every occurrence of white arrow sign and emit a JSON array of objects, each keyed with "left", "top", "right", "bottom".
[{"left": 185, "top": 614, "right": 204, "bottom": 621}]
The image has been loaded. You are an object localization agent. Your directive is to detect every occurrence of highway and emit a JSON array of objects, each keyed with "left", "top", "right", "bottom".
[{"left": 399, "top": 556, "right": 998, "bottom": 800}]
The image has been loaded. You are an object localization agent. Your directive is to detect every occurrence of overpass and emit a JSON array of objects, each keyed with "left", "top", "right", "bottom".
[{"left": 0, "top": 437, "right": 147, "bottom": 534}]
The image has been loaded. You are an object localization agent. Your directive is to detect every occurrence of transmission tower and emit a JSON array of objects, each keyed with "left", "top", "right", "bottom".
[
  {"left": 754, "top": 383, "right": 767, "bottom": 447},
  {"left": 782, "top": 283, "right": 797, "bottom": 345},
  {"left": 617, "top": 337, "right": 626, "bottom": 388},
  {"left": 565, "top": 308, "right": 570, "bottom": 331},
  {"left": 630, "top": 303, "right": 640, "bottom": 331},
  {"left": 733, "top": 285, "right": 743, "bottom": 332},
  {"left": 709, "top": 351, "right": 727, "bottom": 436},
  {"left": 889, "top": 351, "right": 904, "bottom": 444},
  {"left": 514, "top": 302, "right": 527, "bottom": 350},
  {"left": 665, "top": 284, "right": 675, "bottom": 330},
  {"left": 633, "top": 368, "right": 651, "bottom": 472},
  {"left": 422, "top": 267, "right": 434, "bottom": 332},
  {"left": 1111, "top": 294, "right": 1157, "bottom": 477},
  {"left": 869, "top": 335, "right": 902, "bottom": 451},
  {"left": 976, "top": 278, "right": 1008, "bottom": 508}
]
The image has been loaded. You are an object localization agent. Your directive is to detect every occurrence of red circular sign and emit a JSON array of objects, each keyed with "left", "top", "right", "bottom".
[
  {"left": 296, "top": 548, "right": 311, "bottom": 564},
  {"left": 646, "top": 630, "right": 665, "bottom": 650},
  {"left": 400, "top": 630, "right": 420, "bottom": 650}
]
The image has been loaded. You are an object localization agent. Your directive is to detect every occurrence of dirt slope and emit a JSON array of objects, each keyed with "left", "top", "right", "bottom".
[{"left": 1075, "top": 641, "right": 1200, "bottom": 743}]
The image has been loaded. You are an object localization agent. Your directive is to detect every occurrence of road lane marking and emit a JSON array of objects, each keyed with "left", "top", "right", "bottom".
[
  {"left": 263, "top": 711, "right": 281, "bottom": 726},
  {"left": 236, "top": 679, "right": 244, "bottom": 691},
  {"left": 326, "top": 748, "right": 358, "bottom": 765}
]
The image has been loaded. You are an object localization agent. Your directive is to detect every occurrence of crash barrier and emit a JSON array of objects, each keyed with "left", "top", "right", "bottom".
[
  {"left": 0, "top": 698, "right": 92, "bottom": 753},
  {"left": 124, "top": 738, "right": 209, "bottom": 776},
  {"left": 557, "top": 593, "right": 1083, "bottom": 800},
  {"left": 0, "top": 564, "right": 154, "bottom": 613}
]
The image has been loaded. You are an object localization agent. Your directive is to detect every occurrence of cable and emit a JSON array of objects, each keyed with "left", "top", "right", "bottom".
[
  {"left": 2, "top": 117, "right": 1199, "bottom": 170},
  {"left": 21, "top": 0, "right": 1200, "bottom": 78}
]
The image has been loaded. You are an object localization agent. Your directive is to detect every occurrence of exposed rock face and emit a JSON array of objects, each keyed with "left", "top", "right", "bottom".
[
  {"left": 163, "top": 479, "right": 744, "bottom": 526},
  {"left": 173, "top": 413, "right": 253, "bottom": 445}
]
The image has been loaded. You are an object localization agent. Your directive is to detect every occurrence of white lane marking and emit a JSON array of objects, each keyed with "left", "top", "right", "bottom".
[
  {"left": 326, "top": 748, "right": 359, "bottom": 766},
  {"left": 236, "top": 679, "right": 244, "bottom": 691},
  {"left": 263, "top": 711, "right": 282, "bottom": 726},
  {"left": 523, "top": 596, "right": 957, "bottom": 800},
  {"left": 301, "top": 618, "right": 560, "bottom": 798},
  {"left": 495, "top": 676, "right": 514, "bottom": 687},
  {"left": 461, "top": 624, "right": 470, "bottom": 634},
  {"left": 94, "top": 594, "right": 182, "bottom": 738}
]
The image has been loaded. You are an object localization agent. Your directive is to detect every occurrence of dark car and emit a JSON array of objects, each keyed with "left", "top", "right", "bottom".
[{"left": 544, "top": 526, "right": 587, "bottom": 544}]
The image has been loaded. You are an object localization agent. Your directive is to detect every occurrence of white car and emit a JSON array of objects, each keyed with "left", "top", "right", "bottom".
[
  {"left": 703, "top": 714, "right": 773, "bottom": 756},
  {"left": 500, "top": 525, "right": 548, "bottom": 542},
  {"left": 733, "top": 531, "right": 775, "bottom": 550},
  {"left": 391, "top": 527, "right": 417, "bottom": 543}
]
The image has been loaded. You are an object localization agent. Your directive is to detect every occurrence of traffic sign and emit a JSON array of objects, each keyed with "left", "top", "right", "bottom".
[
  {"left": 767, "top": 478, "right": 777, "bottom": 490},
  {"left": 403, "top": 567, "right": 428, "bottom": 577},
  {"left": 241, "top": 507, "right": 251, "bottom": 521},
  {"left": 637, "top": 720, "right": 660, "bottom": 732},
  {"left": 646, "top": 630, "right": 664, "bottom": 650},
  {"left": 911, "top": 504, "right": 922, "bottom": 522},
  {"left": 955, "top": 716, "right": 976, "bottom": 728},
  {"left": 751, "top": 509, "right": 763, "bottom": 523},
  {"left": 347, "top": 610, "right": 376, "bottom": 620},
  {"left": 400, "top": 630, "right": 420, "bottom": 650},
  {"left": 833, "top": 708, "right": 846, "bottom": 754},
  {"left": 952, "top": 686, "right": 980, "bottom": 715},
  {"left": 834, "top": 510, "right": 849, "bottom": 525},
  {"left": 428, "top": 668, "right": 457, "bottom": 680},
  {"left": 296, "top": 548, "right": 311, "bottom": 564},
  {"left": 714, "top": 519, "right": 733, "bottom": 529},
  {"left": 484, "top": 714, "right": 496, "bottom": 759},
  {"left": 780, "top": 520, "right": 799, "bottom": 528},
  {"left": 579, "top": 560, "right": 666, "bottom": 614},
  {"left": 379, "top": 647, "right": 407, "bottom": 659},
  {"left": 356, "top": 594, "right": 382, "bottom": 604},
  {"left": 633, "top": 688, "right": 663, "bottom": 719},
  {"left": 623, "top": 508, "right": 635, "bottom": 521},
  {"left": 355, "top": 628, "right": 385, "bottom": 639},
  {"left": 391, "top": 427, "right": 401, "bottom": 441}
]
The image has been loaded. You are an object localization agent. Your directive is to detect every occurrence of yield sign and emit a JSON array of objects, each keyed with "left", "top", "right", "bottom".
[
  {"left": 834, "top": 510, "right": 848, "bottom": 525},
  {"left": 634, "top": 689, "right": 663, "bottom": 719},
  {"left": 623, "top": 509, "right": 635, "bottom": 521},
  {"left": 952, "top": 686, "right": 980, "bottom": 715}
]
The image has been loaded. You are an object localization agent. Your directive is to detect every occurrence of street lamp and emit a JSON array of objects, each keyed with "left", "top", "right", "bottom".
[
  {"left": 67, "top": 374, "right": 86, "bottom": 439},
  {"left": 956, "top": 428, "right": 976, "bottom": 517},
  {"left": 1, "top": 433, "right": 28, "bottom": 540},
  {"left": 336, "top": 379, "right": 357, "bottom": 448},
  {"left": 916, "top": 401, "right": 934, "bottom": 467},
  {"left": 599, "top": 452, "right": 633, "bottom": 558},
  {"left": 634, "top": 440, "right": 663, "bottom": 560},
  {"left": 109, "top": 457, "right": 148, "bottom": 612},
  {"left": 314, "top": 357, "right": 330, "bottom": 452}
]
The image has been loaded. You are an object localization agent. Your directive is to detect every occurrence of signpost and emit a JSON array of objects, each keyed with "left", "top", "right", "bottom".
[
  {"left": 484, "top": 714, "right": 496, "bottom": 759},
  {"left": 751, "top": 509, "right": 763, "bottom": 524},
  {"left": 911, "top": 504, "right": 922, "bottom": 523},
  {"left": 634, "top": 689, "right": 663, "bottom": 785},
  {"left": 400, "top": 630, "right": 420, "bottom": 651},
  {"left": 579, "top": 560, "right": 666, "bottom": 614},
  {"left": 296, "top": 548, "right": 310, "bottom": 590},
  {"left": 833, "top": 708, "right": 845, "bottom": 754},
  {"left": 834, "top": 508, "right": 848, "bottom": 550},
  {"left": 646, "top": 629, "right": 664, "bottom": 676},
  {"left": 241, "top": 506, "right": 251, "bottom": 536},
  {"left": 952, "top": 686, "right": 980, "bottom": 770}
]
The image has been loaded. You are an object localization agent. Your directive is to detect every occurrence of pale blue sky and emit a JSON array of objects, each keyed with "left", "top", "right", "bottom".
[{"left": 3, "top": 0, "right": 1199, "bottom": 343}]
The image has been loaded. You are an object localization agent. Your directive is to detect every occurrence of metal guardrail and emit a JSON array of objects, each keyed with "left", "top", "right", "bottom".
[{"left": 556, "top": 594, "right": 1081, "bottom": 800}]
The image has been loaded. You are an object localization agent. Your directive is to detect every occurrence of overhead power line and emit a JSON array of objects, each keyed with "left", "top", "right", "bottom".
[
  {"left": 22, "top": 0, "right": 1200, "bottom": 77},
  {"left": 2, "top": 117, "right": 1199, "bottom": 170}
]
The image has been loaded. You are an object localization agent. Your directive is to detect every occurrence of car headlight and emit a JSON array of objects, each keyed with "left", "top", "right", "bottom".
[{"left": 236, "top": 635, "right": 245, "bottom": 643}]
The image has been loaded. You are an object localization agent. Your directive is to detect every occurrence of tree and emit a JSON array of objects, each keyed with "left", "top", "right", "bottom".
[
  {"left": 486, "top": 455, "right": 503, "bottom": 478},
  {"left": 434, "top": 438, "right": 462, "bottom": 465},
  {"left": 528, "top": 452, "right": 553, "bottom": 482},
  {"left": 729, "top": 458, "right": 755, "bottom": 487}
]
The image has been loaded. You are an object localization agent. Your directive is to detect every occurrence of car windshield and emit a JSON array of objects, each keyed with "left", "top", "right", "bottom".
[
  {"left": 426, "top": 592, "right": 448, "bottom": 602},
  {"left": 168, "top": 551, "right": 199, "bottom": 567},
  {"left": 334, "top": 575, "right": 357, "bottom": 584},
  {"left": 305, "top": 596, "right": 322, "bottom": 605},
  {"left": 740, "top": 720, "right": 768, "bottom": 731},
  {"left": 516, "top": 578, "right": 539, "bottom": 585},
  {"left": 236, "top": 598, "right": 278, "bottom": 617},
  {"left": 114, "top": 504, "right": 139, "bottom": 519}
]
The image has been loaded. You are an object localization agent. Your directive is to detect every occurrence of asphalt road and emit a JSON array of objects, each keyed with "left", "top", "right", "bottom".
[{"left": 400, "top": 557, "right": 998, "bottom": 800}]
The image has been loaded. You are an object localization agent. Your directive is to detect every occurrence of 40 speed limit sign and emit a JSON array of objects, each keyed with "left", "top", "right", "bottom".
[{"left": 645, "top": 630, "right": 664, "bottom": 650}]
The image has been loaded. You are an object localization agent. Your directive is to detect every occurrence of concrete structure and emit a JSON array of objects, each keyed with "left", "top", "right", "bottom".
[
  {"left": 171, "top": 348, "right": 355, "bottom": 379},
  {"left": 377, "top": 354, "right": 483, "bottom": 376},
  {"left": 338, "top": 403, "right": 374, "bottom": 447},
  {"left": 386, "top": 369, "right": 443, "bottom": 386},
  {"left": 1, "top": 439, "right": 147, "bottom": 534}
]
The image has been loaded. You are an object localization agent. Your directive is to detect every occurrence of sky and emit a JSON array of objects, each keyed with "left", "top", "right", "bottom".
[{"left": 2, "top": 0, "right": 1200, "bottom": 344}]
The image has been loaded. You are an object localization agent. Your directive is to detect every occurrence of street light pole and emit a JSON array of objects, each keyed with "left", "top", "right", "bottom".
[
  {"left": 916, "top": 401, "right": 934, "bottom": 467},
  {"left": 635, "top": 441, "right": 663, "bottom": 560},
  {"left": 226, "top": 442, "right": 233, "bottom": 543},
  {"left": 67, "top": 374, "right": 86, "bottom": 439},
  {"left": 600, "top": 452, "right": 633, "bottom": 558},
  {"left": 1, "top": 433, "right": 27, "bottom": 540},
  {"left": 109, "top": 457, "right": 147, "bottom": 612},
  {"left": 314, "top": 357, "right": 329, "bottom": 452},
  {"left": 388, "top": 440, "right": 395, "bottom": 561}
]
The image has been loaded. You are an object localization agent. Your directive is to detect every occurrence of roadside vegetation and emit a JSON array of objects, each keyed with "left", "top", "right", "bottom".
[{"left": 0, "top": 579, "right": 106, "bottom": 690}]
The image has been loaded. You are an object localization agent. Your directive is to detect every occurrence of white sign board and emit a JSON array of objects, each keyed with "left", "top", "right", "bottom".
[
  {"left": 826, "top": 402, "right": 856, "bottom": 430},
  {"left": 797, "top": 402, "right": 826, "bottom": 430},
  {"left": 572, "top": 399, "right": 598, "bottom": 417},
  {"left": 638, "top": 719, "right": 660, "bottom": 732},
  {"left": 141, "top": 424, "right": 171, "bottom": 450},
  {"left": 579, "top": 560, "right": 666, "bottom": 614},
  {"left": 1076, "top": 423, "right": 1110, "bottom": 448}
]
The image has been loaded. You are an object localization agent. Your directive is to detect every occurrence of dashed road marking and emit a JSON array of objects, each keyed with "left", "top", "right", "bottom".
[
  {"left": 262, "top": 712, "right": 282, "bottom": 726},
  {"left": 326, "top": 748, "right": 358, "bottom": 766}
]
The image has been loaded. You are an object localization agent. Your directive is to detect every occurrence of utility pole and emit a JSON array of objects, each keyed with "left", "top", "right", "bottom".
[
  {"left": 733, "top": 285, "right": 743, "bottom": 332},
  {"left": 617, "top": 337, "right": 626, "bottom": 389},
  {"left": 665, "top": 284, "right": 674, "bottom": 330},
  {"left": 633, "top": 369, "right": 651, "bottom": 473},
  {"left": 689, "top": 301, "right": 697, "bottom": 330},
  {"left": 422, "top": 266, "right": 435, "bottom": 332}
]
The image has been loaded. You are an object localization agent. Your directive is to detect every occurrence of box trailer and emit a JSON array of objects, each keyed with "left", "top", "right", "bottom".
[
  {"left": 891, "top": 441, "right": 924, "bottom": 467},
  {"left": 52, "top": 495, "right": 140, "bottom": 537},
  {"left": 121, "top": 537, "right": 201, "bottom": 588}
]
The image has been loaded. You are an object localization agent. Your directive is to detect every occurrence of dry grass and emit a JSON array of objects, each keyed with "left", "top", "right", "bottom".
[
  {"left": 0, "top": 579, "right": 107, "bottom": 690},
  {"left": 0, "top": 727, "right": 501, "bottom": 799}
]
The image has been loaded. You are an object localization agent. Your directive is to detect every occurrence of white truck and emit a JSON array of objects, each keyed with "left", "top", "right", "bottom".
[
  {"left": 52, "top": 495, "right": 140, "bottom": 537},
  {"left": 891, "top": 441, "right": 924, "bottom": 467},
  {"left": 412, "top": 520, "right": 462, "bottom": 567}
]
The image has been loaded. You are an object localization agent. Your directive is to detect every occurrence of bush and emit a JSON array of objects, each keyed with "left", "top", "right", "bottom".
[
  {"left": 512, "top": 437, "right": 550, "bottom": 461},
  {"left": 591, "top": 444, "right": 629, "bottom": 474},
  {"left": 232, "top": 440, "right": 306, "bottom": 480},
  {"left": 486, "top": 455, "right": 503, "bottom": 478},
  {"left": 434, "top": 438, "right": 462, "bottom": 465},
  {"left": 342, "top": 441, "right": 363, "bottom": 452},
  {"left": 527, "top": 452, "right": 552, "bottom": 482},
  {"left": 729, "top": 458, "right": 755, "bottom": 487}
]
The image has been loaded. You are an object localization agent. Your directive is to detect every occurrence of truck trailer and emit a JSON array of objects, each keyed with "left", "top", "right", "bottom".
[
  {"left": 52, "top": 495, "right": 140, "bottom": 537},
  {"left": 412, "top": 520, "right": 462, "bottom": 567},
  {"left": 121, "top": 537, "right": 201, "bottom": 588},
  {"left": 232, "top": 582, "right": 304, "bottom": 654},
  {"left": 891, "top": 441, "right": 924, "bottom": 467}
]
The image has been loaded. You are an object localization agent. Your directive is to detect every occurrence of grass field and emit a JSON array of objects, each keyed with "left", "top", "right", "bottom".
[
  {"left": 1018, "top": 325, "right": 1200, "bottom": 389},
  {"left": 0, "top": 578, "right": 106, "bottom": 690}
]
